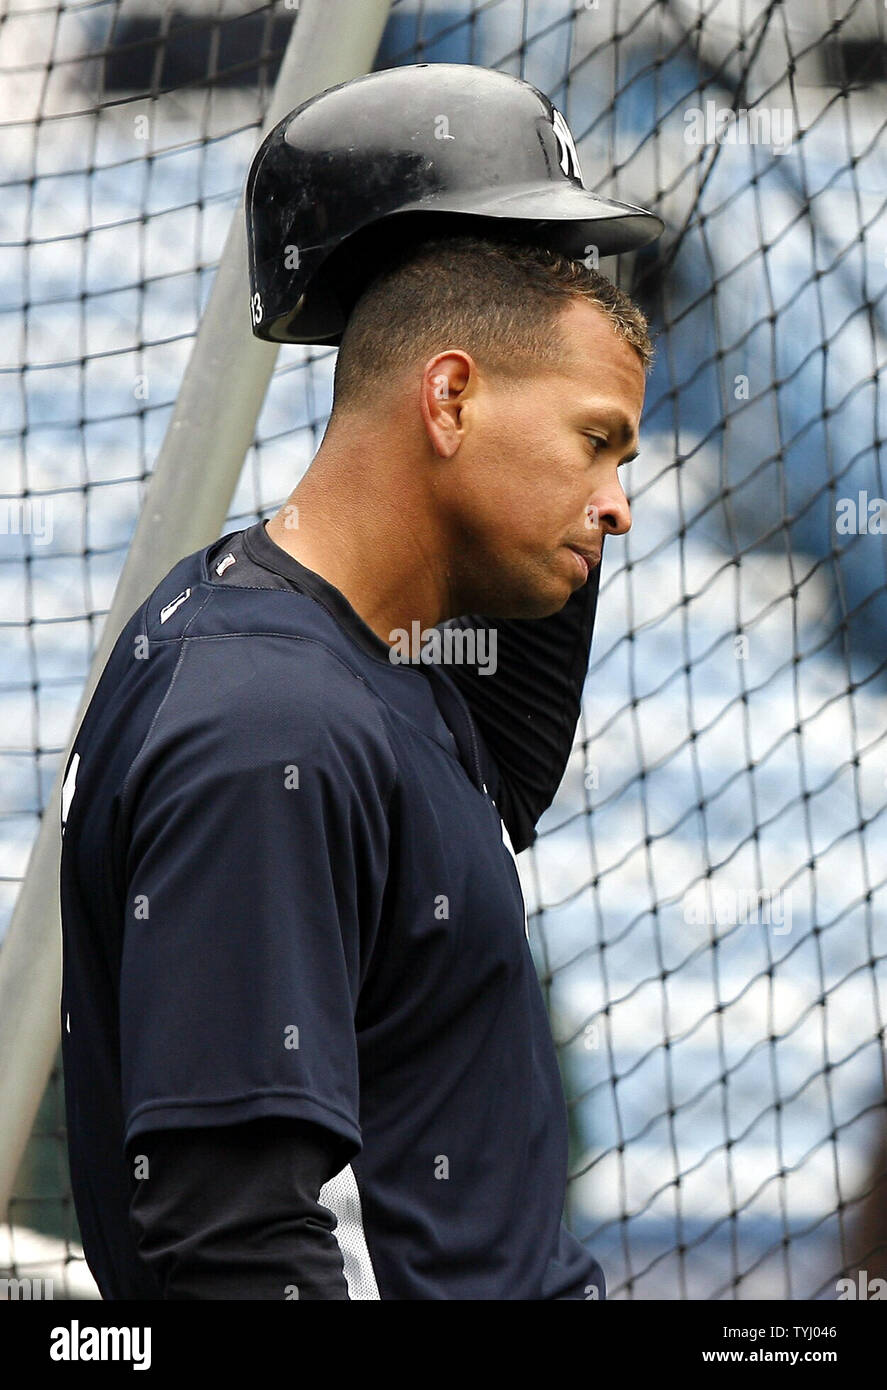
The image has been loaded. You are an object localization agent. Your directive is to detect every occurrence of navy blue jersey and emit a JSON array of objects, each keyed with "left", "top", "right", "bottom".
[{"left": 59, "top": 519, "right": 605, "bottom": 1300}]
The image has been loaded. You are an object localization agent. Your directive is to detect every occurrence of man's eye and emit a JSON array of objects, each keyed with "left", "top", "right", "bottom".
[{"left": 584, "top": 435, "right": 607, "bottom": 455}]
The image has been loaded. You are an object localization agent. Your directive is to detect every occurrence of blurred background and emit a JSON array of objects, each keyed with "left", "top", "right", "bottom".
[{"left": 1, "top": 0, "right": 885, "bottom": 1299}]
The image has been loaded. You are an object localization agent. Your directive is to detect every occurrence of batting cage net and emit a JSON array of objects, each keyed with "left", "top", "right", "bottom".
[{"left": 1, "top": 0, "right": 886, "bottom": 1300}]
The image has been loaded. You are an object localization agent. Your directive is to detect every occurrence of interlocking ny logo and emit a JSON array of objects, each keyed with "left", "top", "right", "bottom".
[{"left": 551, "top": 107, "right": 582, "bottom": 180}]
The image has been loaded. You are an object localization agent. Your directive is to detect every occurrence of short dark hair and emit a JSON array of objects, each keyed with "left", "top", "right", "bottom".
[{"left": 331, "top": 235, "right": 653, "bottom": 412}]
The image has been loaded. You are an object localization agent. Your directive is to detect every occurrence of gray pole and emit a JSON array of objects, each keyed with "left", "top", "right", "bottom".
[{"left": 0, "top": 0, "right": 393, "bottom": 1221}]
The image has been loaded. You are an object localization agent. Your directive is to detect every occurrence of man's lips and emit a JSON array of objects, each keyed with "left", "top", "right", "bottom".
[{"left": 567, "top": 544, "right": 602, "bottom": 576}]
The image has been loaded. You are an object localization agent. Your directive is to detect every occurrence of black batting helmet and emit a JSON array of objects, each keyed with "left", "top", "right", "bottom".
[{"left": 245, "top": 62, "right": 663, "bottom": 346}]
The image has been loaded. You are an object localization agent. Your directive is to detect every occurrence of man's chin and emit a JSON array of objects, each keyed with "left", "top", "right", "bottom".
[
  {"left": 456, "top": 559, "right": 578, "bottom": 620},
  {"left": 532, "top": 589, "right": 577, "bottom": 618}
]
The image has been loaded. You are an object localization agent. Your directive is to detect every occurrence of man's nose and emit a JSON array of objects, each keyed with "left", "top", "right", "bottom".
[{"left": 587, "top": 484, "right": 631, "bottom": 537}]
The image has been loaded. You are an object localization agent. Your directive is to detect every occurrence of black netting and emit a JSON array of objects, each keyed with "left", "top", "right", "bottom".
[{"left": 1, "top": 0, "right": 885, "bottom": 1299}]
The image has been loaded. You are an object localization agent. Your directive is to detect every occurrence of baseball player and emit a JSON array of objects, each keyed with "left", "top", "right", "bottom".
[{"left": 59, "top": 63, "right": 662, "bottom": 1299}]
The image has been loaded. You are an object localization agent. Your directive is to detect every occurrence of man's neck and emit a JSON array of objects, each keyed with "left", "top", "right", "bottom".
[{"left": 263, "top": 481, "right": 451, "bottom": 646}]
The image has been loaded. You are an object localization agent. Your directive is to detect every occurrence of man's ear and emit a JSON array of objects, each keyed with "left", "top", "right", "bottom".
[{"left": 419, "top": 350, "right": 474, "bottom": 459}]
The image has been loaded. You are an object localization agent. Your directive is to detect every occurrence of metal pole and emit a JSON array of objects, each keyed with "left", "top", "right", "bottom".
[{"left": 0, "top": 0, "right": 393, "bottom": 1220}]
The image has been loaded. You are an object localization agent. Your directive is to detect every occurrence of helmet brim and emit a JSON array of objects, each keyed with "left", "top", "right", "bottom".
[{"left": 399, "top": 182, "right": 664, "bottom": 257}]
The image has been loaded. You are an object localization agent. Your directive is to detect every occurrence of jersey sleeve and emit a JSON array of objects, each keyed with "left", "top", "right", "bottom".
[
  {"left": 128, "top": 1118, "right": 351, "bottom": 1299},
  {"left": 439, "top": 558, "right": 601, "bottom": 854},
  {"left": 117, "top": 634, "right": 396, "bottom": 1157}
]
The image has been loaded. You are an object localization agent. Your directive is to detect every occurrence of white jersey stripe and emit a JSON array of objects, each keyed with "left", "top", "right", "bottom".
[{"left": 319, "top": 1164, "right": 381, "bottom": 1300}]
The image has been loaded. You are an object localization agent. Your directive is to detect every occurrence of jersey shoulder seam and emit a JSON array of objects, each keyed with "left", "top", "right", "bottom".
[{"left": 119, "top": 626, "right": 401, "bottom": 825}]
